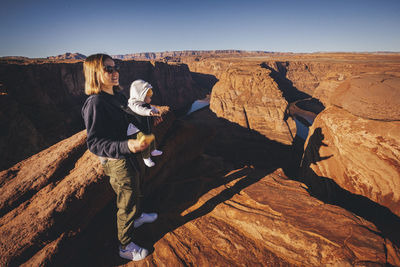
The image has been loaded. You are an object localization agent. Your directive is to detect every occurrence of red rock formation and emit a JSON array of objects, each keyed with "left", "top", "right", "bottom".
[
  {"left": 265, "top": 57, "right": 400, "bottom": 106},
  {"left": 198, "top": 61, "right": 296, "bottom": 145},
  {"left": 142, "top": 167, "right": 399, "bottom": 266},
  {"left": 211, "top": 66, "right": 296, "bottom": 144},
  {"left": 0, "top": 130, "right": 108, "bottom": 266},
  {"left": 331, "top": 74, "right": 400, "bottom": 121},
  {"left": 185, "top": 53, "right": 400, "bottom": 107},
  {"left": 300, "top": 75, "right": 400, "bottom": 217},
  {"left": 0, "top": 62, "right": 86, "bottom": 171}
]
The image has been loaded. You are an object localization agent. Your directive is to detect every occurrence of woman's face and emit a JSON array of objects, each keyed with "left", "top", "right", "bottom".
[{"left": 101, "top": 58, "right": 119, "bottom": 89}]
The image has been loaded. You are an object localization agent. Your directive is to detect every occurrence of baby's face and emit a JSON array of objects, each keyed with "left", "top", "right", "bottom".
[{"left": 144, "top": 95, "right": 152, "bottom": 104}]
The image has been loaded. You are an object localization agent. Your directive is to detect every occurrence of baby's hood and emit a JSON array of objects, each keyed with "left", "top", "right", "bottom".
[{"left": 129, "top": 79, "right": 152, "bottom": 102}]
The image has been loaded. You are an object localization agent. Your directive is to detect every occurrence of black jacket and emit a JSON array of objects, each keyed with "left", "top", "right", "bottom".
[{"left": 81, "top": 91, "right": 133, "bottom": 159}]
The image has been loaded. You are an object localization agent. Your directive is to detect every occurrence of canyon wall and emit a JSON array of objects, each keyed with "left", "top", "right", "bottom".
[
  {"left": 0, "top": 60, "right": 207, "bottom": 171},
  {"left": 210, "top": 64, "right": 296, "bottom": 145},
  {"left": 183, "top": 58, "right": 298, "bottom": 144},
  {"left": 185, "top": 54, "right": 400, "bottom": 107},
  {"left": 262, "top": 57, "right": 400, "bottom": 106},
  {"left": 301, "top": 74, "right": 400, "bottom": 217},
  {"left": 0, "top": 62, "right": 86, "bottom": 172}
]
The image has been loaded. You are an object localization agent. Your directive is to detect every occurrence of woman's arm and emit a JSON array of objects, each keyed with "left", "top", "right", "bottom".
[{"left": 82, "top": 96, "right": 148, "bottom": 158}]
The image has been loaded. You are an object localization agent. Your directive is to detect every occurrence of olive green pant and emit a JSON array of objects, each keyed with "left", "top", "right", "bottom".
[{"left": 102, "top": 158, "right": 142, "bottom": 246}]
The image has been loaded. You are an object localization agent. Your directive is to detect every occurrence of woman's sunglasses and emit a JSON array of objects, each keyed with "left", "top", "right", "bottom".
[{"left": 103, "top": 65, "right": 120, "bottom": 74}]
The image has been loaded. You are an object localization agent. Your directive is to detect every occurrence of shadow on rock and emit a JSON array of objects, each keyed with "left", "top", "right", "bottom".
[
  {"left": 135, "top": 109, "right": 293, "bottom": 254},
  {"left": 287, "top": 127, "right": 400, "bottom": 248},
  {"left": 71, "top": 108, "right": 294, "bottom": 266},
  {"left": 260, "top": 62, "right": 311, "bottom": 103}
]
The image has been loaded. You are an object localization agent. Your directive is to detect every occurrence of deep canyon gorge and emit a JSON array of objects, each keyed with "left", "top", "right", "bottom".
[{"left": 0, "top": 52, "right": 399, "bottom": 266}]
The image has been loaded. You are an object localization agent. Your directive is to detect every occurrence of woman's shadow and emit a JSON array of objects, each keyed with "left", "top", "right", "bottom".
[{"left": 287, "top": 127, "right": 400, "bottom": 249}]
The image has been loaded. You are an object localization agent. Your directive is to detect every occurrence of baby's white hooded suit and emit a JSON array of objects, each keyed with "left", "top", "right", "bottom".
[
  {"left": 127, "top": 79, "right": 163, "bottom": 168},
  {"left": 128, "top": 79, "right": 158, "bottom": 116}
]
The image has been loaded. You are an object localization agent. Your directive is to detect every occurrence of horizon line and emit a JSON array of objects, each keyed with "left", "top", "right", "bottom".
[{"left": 1, "top": 49, "right": 400, "bottom": 59}]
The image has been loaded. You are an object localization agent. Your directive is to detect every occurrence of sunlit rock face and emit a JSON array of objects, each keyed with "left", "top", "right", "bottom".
[
  {"left": 208, "top": 64, "right": 296, "bottom": 145},
  {"left": 301, "top": 74, "right": 400, "bottom": 217},
  {"left": 185, "top": 53, "right": 400, "bottom": 107},
  {"left": 331, "top": 74, "right": 400, "bottom": 121}
]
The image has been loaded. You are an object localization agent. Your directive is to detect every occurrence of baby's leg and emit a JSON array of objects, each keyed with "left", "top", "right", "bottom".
[
  {"left": 136, "top": 132, "right": 155, "bottom": 167},
  {"left": 150, "top": 137, "right": 163, "bottom": 156}
]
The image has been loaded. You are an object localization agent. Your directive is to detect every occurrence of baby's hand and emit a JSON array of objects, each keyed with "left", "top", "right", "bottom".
[{"left": 150, "top": 110, "right": 160, "bottom": 116}]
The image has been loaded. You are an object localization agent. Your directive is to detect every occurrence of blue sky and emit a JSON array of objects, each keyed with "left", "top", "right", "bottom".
[{"left": 1, "top": 0, "right": 399, "bottom": 58}]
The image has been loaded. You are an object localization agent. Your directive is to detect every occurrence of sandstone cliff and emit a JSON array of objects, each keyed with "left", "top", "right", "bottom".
[
  {"left": 262, "top": 56, "right": 400, "bottom": 106},
  {"left": 185, "top": 53, "right": 400, "bottom": 107},
  {"left": 210, "top": 64, "right": 296, "bottom": 145},
  {"left": 301, "top": 74, "right": 400, "bottom": 218},
  {"left": 182, "top": 58, "right": 298, "bottom": 144},
  {"left": 0, "top": 60, "right": 207, "bottom": 171},
  {"left": 0, "top": 62, "right": 86, "bottom": 171}
]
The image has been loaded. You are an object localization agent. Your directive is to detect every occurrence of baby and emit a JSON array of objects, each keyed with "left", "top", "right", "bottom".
[{"left": 127, "top": 79, "right": 163, "bottom": 167}]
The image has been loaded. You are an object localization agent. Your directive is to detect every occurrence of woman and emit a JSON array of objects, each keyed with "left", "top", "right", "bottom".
[{"left": 81, "top": 54, "right": 157, "bottom": 261}]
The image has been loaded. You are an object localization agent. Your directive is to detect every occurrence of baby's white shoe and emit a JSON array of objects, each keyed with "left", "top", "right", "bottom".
[
  {"left": 143, "top": 158, "right": 155, "bottom": 167},
  {"left": 151, "top": 150, "right": 163, "bottom": 156}
]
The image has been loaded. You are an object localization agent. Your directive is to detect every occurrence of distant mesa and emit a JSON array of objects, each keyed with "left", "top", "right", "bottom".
[
  {"left": 47, "top": 52, "right": 87, "bottom": 60},
  {"left": 113, "top": 50, "right": 276, "bottom": 61},
  {"left": 0, "top": 56, "right": 30, "bottom": 60},
  {"left": 1, "top": 50, "right": 274, "bottom": 63}
]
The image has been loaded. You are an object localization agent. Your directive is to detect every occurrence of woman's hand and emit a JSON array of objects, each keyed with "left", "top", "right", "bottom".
[{"left": 128, "top": 139, "right": 149, "bottom": 153}]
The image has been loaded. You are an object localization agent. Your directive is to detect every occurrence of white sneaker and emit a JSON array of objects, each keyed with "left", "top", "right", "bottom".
[
  {"left": 134, "top": 212, "right": 158, "bottom": 228},
  {"left": 119, "top": 241, "right": 148, "bottom": 261},
  {"left": 143, "top": 158, "right": 155, "bottom": 167},
  {"left": 151, "top": 149, "right": 163, "bottom": 156}
]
